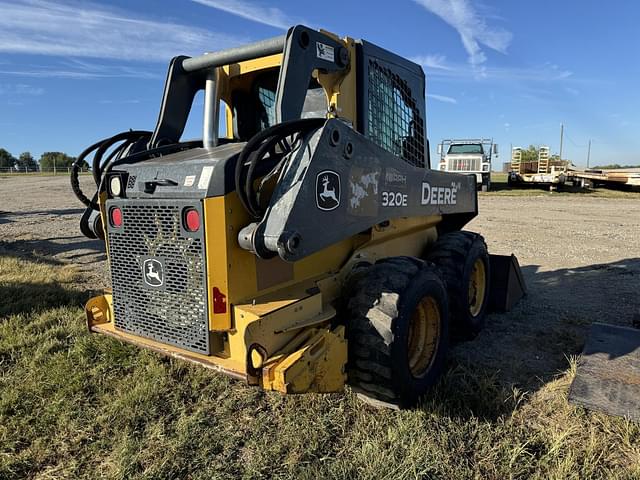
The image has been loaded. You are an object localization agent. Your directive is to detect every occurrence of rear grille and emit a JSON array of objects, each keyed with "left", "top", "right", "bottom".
[
  {"left": 447, "top": 157, "right": 481, "bottom": 172},
  {"left": 106, "top": 199, "right": 209, "bottom": 354}
]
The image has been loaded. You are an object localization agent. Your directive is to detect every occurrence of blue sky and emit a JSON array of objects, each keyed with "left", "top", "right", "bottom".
[{"left": 1, "top": 0, "right": 639, "bottom": 166}]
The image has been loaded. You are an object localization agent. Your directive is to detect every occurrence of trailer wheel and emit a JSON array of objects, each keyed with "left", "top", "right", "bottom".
[
  {"left": 345, "top": 257, "right": 449, "bottom": 408},
  {"left": 427, "top": 231, "right": 490, "bottom": 338}
]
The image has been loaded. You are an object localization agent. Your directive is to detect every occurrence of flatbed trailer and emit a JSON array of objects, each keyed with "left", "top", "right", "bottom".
[
  {"left": 570, "top": 169, "right": 640, "bottom": 189},
  {"left": 508, "top": 146, "right": 570, "bottom": 191}
]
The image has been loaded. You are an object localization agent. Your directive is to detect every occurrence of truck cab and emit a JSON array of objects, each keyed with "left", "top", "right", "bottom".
[{"left": 438, "top": 139, "right": 496, "bottom": 191}]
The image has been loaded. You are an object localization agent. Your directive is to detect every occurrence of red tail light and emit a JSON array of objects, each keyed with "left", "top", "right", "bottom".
[
  {"left": 110, "top": 207, "right": 123, "bottom": 227},
  {"left": 184, "top": 208, "right": 200, "bottom": 232},
  {"left": 212, "top": 287, "right": 227, "bottom": 314}
]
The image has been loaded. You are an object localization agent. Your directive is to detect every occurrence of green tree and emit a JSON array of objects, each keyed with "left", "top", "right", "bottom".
[
  {"left": 0, "top": 148, "right": 17, "bottom": 170},
  {"left": 520, "top": 145, "right": 538, "bottom": 163},
  {"left": 16, "top": 152, "right": 38, "bottom": 171},
  {"left": 39, "top": 152, "right": 77, "bottom": 171}
]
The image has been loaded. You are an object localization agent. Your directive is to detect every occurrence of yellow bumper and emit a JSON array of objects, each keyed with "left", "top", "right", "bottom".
[{"left": 85, "top": 293, "right": 347, "bottom": 393}]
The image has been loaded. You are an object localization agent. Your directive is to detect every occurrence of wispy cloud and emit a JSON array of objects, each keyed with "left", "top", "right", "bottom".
[
  {"left": 413, "top": 54, "right": 452, "bottom": 71},
  {"left": 414, "top": 55, "right": 573, "bottom": 83},
  {"left": 190, "top": 0, "right": 297, "bottom": 29},
  {"left": 0, "top": 0, "right": 245, "bottom": 62},
  {"left": 0, "top": 83, "right": 45, "bottom": 95},
  {"left": 413, "top": 0, "right": 512, "bottom": 76},
  {"left": 0, "top": 62, "right": 161, "bottom": 80},
  {"left": 427, "top": 93, "right": 457, "bottom": 104}
]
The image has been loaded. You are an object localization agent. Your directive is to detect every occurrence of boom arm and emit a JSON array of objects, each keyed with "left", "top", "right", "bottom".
[{"left": 238, "top": 119, "right": 477, "bottom": 262}]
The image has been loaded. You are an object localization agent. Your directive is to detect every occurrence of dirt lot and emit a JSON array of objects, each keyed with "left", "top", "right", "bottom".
[
  {"left": 2, "top": 174, "right": 640, "bottom": 478},
  {"left": 0, "top": 175, "right": 109, "bottom": 288},
  {"left": 1, "top": 175, "right": 639, "bottom": 389}
]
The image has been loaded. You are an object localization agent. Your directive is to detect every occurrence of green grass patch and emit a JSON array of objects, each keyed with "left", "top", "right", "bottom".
[{"left": 1, "top": 257, "right": 639, "bottom": 478}]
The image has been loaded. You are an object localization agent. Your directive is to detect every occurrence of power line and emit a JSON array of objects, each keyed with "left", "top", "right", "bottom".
[{"left": 564, "top": 130, "right": 587, "bottom": 148}]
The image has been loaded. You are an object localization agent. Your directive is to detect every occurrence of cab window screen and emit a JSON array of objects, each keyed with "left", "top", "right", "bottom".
[
  {"left": 367, "top": 60, "right": 425, "bottom": 167},
  {"left": 257, "top": 86, "right": 276, "bottom": 129}
]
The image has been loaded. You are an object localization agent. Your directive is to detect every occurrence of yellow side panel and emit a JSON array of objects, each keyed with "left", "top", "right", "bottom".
[
  {"left": 204, "top": 193, "right": 357, "bottom": 331},
  {"left": 203, "top": 195, "right": 247, "bottom": 331}
]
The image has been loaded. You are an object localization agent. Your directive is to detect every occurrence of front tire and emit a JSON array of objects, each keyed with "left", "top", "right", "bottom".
[
  {"left": 345, "top": 257, "right": 449, "bottom": 408},
  {"left": 427, "top": 231, "right": 490, "bottom": 338}
]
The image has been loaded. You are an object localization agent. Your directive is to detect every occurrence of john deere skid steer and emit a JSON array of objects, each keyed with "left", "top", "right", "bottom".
[{"left": 71, "top": 25, "right": 524, "bottom": 408}]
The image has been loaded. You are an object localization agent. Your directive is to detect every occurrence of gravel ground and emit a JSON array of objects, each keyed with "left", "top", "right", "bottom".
[
  {"left": 1, "top": 175, "right": 639, "bottom": 390},
  {"left": 0, "top": 175, "right": 109, "bottom": 288}
]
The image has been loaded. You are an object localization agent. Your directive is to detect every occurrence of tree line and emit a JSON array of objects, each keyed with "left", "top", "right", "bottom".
[
  {"left": 516, "top": 145, "right": 561, "bottom": 163},
  {"left": 591, "top": 164, "right": 638, "bottom": 170},
  {"left": 0, "top": 148, "right": 88, "bottom": 171}
]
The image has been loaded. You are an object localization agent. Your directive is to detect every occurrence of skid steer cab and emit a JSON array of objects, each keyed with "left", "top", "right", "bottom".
[{"left": 71, "top": 25, "right": 525, "bottom": 408}]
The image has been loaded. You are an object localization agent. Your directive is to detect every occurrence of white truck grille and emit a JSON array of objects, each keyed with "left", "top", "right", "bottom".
[{"left": 447, "top": 156, "right": 481, "bottom": 172}]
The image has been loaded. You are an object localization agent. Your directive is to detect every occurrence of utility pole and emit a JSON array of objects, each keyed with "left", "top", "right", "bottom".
[
  {"left": 587, "top": 139, "right": 591, "bottom": 168},
  {"left": 559, "top": 123, "right": 564, "bottom": 161}
]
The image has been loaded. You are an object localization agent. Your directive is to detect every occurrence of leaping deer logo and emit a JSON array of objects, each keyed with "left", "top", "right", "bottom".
[
  {"left": 316, "top": 170, "right": 340, "bottom": 211},
  {"left": 143, "top": 259, "right": 164, "bottom": 287},
  {"left": 320, "top": 176, "right": 338, "bottom": 203}
]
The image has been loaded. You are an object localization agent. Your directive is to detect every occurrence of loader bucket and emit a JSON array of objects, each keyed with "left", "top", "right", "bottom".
[{"left": 488, "top": 254, "right": 527, "bottom": 312}]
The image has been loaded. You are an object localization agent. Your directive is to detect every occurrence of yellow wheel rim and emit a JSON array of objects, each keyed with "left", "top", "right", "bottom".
[
  {"left": 468, "top": 258, "right": 487, "bottom": 317},
  {"left": 407, "top": 295, "right": 440, "bottom": 378}
]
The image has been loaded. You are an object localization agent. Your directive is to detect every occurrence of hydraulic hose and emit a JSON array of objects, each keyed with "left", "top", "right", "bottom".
[
  {"left": 73, "top": 117, "right": 324, "bottom": 218},
  {"left": 71, "top": 130, "right": 151, "bottom": 210},
  {"left": 71, "top": 131, "right": 202, "bottom": 211},
  {"left": 235, "top": 118, "right": 325, "bottom": 219}
]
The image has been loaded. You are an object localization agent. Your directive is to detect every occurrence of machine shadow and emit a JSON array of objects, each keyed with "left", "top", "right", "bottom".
[
  {"left": 1, "top": 207, "right": 85, "bottom": 217},
  {"left": 0, "top": 236, "right": 106, "bottom": 264},
  {"left": 0, "top": 210, "right": 14, "bottom": 225},
  {"left": 0, "top": 280, "right": 91, "bottom": 318},
  {"left": 423, "top": 257, "right": 640, "bottom": 420}
]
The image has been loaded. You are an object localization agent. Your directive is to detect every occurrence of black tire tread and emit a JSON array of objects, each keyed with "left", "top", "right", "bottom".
[
  {"left": 427, "top": 230, "right": 488, "bottom": 336},
  {"left": 346, "top": 257, "right": 435, "bottom": 405}
]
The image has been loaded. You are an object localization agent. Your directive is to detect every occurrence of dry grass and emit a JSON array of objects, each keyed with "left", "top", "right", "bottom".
[{"left": 1, "top": 256, "right": 640, "bottom": 479}]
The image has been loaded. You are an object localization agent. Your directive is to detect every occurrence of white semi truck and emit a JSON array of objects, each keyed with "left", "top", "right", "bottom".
[{"left": 437, "top": 139, "right": 497, "bottom": 191}]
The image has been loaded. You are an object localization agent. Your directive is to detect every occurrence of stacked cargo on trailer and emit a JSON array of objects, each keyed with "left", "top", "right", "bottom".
[{"left": 509, "top": 146, "right": 571, "bottom": 191}]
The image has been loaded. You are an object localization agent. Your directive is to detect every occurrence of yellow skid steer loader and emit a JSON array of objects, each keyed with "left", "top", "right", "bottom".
[{"left": 71, "top": 25, "right": 525, "bottom": 408}]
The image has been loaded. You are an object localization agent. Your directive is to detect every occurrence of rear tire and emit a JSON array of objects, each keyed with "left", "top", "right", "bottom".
[
  {"left": 427, "top": 231, "right": 490, "bottom": 338},
  {"left": 345, "top": 257, "right": 449, "bottom": 408}
]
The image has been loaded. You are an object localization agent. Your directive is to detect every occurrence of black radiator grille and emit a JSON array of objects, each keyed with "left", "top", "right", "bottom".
[{"left": 107, "top": 199, "right": 209, "bottom": 354}]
